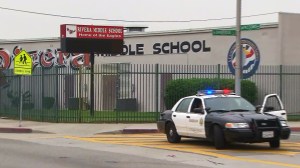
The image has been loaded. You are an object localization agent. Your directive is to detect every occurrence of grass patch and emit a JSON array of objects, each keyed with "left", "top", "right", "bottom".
[
  {"left": 288, "top": 114, "right": 300, "bottom": 121},
  {"left": 0, "top": 109, "right": 159, "bottom": 123},
  {"left": 2, "top": 109, "right": 299, "bottom": 122}
]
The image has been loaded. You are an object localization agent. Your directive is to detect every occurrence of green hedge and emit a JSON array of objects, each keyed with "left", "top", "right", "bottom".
[
  {"left": 164, "top": 78, "right": 257, "bottom": 109},
  {"left": 43, "top": 97, "right": 55, "bottom": 109}
]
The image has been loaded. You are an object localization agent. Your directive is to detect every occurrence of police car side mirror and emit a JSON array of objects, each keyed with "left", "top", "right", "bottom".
[
  {"left": 205, "top": 107, "right": 211, "bottom": 113},
  {"left": 193, "top": 108, "right": 204, "bottom": 114},
  {"left": 255, "top": 105, "right": 262, "bottom": 112}
]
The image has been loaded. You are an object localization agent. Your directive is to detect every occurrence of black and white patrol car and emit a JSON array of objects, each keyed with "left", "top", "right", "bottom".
[{"left": 157, "top": 90, "right": 291, "bottom": 149}]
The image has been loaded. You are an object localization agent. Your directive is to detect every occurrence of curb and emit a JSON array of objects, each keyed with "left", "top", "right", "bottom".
[
  {"left": 122, "top": 127, "right": 300, "bottom": 134},
  {"left": 0, "top": 127, "right": 32, "bottom": 133},
  {"left": 122, "top": 129, "right": 158, "bottom": 134},
  {"left": 0, "top": 127, "right": 299, "bottom": 134},
  {"left": 291, "top": 127, "right": 300, "bottom": 132}
]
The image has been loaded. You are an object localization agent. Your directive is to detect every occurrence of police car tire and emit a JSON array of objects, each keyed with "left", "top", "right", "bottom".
[
  {"left": 166, "top": 123, "right": 181, "bottom": 143},
  {"left": 269, "top": 139, "right": 280, "bottom": 148},
  {"left": 214, "top": 125, "right": 226, "bottom": 149}
]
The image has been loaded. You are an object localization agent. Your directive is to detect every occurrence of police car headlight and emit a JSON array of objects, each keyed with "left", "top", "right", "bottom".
[
  {"left": 225, "top": 123, "right": 249, "bottom": 129},
  {"left": 280, "top": 120, "right": 288, "bottom": 127}
]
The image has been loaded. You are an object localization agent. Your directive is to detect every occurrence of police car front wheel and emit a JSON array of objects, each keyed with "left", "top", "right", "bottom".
[
  {"left": 166, "top": 123, "right": 181, "bottom": 143},
  {"left": 213, "top": 125, "right": 227, "bottom": 149},
  {"left": 269, "top": 139, "right": 280, "bottom": 148}
]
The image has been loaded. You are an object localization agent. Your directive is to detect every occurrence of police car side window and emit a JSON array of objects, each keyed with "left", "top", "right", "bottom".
[
  {"left": 191, "top": 98, "right": 203, "bottom": 111},
  {"left": 265, "top": 96, "right": 282, "bottom": 111},
  {"left": 176, "top": 98, "right": 193, "bottom": 112}
]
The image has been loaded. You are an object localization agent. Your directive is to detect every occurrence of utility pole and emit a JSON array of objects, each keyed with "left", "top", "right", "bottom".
[{"left": 235, "top": 0, "right": 242, "bottom": 95}]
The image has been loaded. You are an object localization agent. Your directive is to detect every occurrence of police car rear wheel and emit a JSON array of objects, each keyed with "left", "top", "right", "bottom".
[
  {"left": 214, "top": 125, "right": 226, "bottom": 149},
  {"left": 269, "top": 139, "right": 280, "bottom": 148},
  {"left": 166, "top": 123, "right": 181, "bottom": 143}
]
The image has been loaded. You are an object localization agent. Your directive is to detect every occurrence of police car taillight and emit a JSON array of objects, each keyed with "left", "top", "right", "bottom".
[{"left": 197, "top": 89, "right": 234, "bottom": 95}]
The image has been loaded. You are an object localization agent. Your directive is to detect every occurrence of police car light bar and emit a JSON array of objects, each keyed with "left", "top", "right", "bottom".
[{"left": 197, "top": 89, "right": 235, "bottom": 95}]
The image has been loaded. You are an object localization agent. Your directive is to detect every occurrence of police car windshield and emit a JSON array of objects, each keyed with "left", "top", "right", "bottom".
[{"left": 204, "top": 97, "right": 255, "bottom": 112}]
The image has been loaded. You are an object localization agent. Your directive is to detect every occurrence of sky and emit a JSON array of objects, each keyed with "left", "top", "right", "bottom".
[{"left": 1, "top": 0, "right": 300, "bottom": 40}]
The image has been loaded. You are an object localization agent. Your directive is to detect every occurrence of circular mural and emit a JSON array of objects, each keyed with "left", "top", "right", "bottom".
[{"left": 227, "top": 38, "right": 260, "bottom": 79}]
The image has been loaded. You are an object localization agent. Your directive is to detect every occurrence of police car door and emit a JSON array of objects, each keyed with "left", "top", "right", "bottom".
[
  {"left": 172, "top": 98, "right": 193, "bottom": 136},
  {"left": 261, "top": 94, "right": 287, "bottom": 120},
  {"left": 186, "top": 98, "right": 206, "bottom": 138}
]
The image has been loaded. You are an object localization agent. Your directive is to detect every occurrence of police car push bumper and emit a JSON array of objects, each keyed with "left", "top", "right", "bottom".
[{"left": 223, "top": 125, "right": 290, "bottom": 143}]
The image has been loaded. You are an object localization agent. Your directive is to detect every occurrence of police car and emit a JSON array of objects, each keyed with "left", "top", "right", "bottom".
[{"left": 157, "top": 90, "right": 291, "bottom": 149}]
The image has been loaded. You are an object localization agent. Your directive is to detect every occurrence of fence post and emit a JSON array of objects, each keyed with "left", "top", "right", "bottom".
[
  {"left": 217, "top": 64, "right": 221, "bottom": 89},
  {"left": 155, "top": 64, "right": 159, "bottom": 121},
  {"left": 279, "top": 65, "right": 283, "bottom": 98},
  {"left": 55, "top": 66, "right": 59, "bottom": 123},
  {"left": 90, "top": 51, "right": 95, "bottom": 117},
  {"left": 18, "top": 76, "right": 21, "bottom": 118},
  {"left": 19, "top": 76, "right": 23, "bottom": 127},
  {"left": 79, "top": 65, "right": 82, "bottom": 123},
  {"left": 41, "top": 68, "right": 45, "bottom": 121},
  {"left": 0, "top": 69, "right": 2, "bottom": 116},
  {"left": 116, "top": 63, "right": 120, "bottom": 123}
]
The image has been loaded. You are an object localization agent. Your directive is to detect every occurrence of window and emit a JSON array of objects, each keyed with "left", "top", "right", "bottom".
[
  {"left": 176, "top": 98, "right": 193, "bottom": 112},
  {"left": 204, "top": 97, "right": 255, "bottom": 112},
  {"left": 191, "top": 98, "right": 203, "bottom": 112},
  {"left": 265, "top": 96, "right": 282, "bottom": 111}
]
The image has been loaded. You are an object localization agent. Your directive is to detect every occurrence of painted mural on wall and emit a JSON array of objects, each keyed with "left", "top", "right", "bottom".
[
  {"left": 0, "top": 46, "right": 91, "bottom": 70},
  {"left": 0, "top": 40, "right": 211, "bottom": 70},
  {"left": 0, "top": 38, "right": 260, "bottom": 79},
  {"left": 227, "top": 38, "right": 260, "bottom": 79}
]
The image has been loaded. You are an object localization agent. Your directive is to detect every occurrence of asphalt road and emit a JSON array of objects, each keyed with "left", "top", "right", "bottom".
[
  {"left": 65, "top": 132, "right": 300, "bottom": 168},
  {"left": 0, "top": 138, "right": 205, "bottom": 168},
  {"left": 0, "top": 132, "right": 299, "bottom": 168},
  {"left": 290, "top": 131, "right": 300, "bottom": 141}
]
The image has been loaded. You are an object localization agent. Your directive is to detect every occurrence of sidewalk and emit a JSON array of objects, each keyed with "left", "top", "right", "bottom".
[
  {"left": 0, "top": 118, "right": 299, "bottom": 135},
  {"left": 0, "top": 118, "right": 158, "bottom": 136},
  {"left": 285, "top": 122, "right": 300, "bottom": 132}
]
